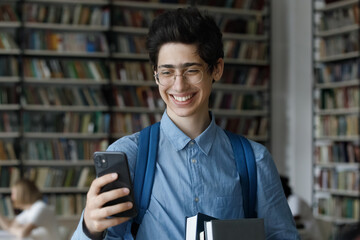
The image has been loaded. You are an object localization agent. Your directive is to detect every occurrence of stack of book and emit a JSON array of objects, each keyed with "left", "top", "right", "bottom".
[{"left": 185, "top": 212, "right": 265, "bottom": 240}]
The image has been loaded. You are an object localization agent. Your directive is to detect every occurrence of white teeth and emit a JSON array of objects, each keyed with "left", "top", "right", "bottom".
[{"left": 173, "top": 95, "right": 192, "bottom": 102}]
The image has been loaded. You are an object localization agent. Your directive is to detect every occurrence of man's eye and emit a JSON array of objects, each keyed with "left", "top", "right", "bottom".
[
  {"left": 186, "top": 69, "right": 200, "bottom": 75},
  {"left": 160, "top": 71, "right": 173, "bottom": 76}
]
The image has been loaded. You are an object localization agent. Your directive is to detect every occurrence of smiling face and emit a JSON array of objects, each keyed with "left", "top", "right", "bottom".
[{"left": 156, "top": 43, "right": 222, "bottom": 123}]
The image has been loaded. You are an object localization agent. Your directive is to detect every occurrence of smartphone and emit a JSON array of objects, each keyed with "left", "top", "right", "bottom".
[{"left": 93, "top": 151, "right": 137, "bottom": 218}]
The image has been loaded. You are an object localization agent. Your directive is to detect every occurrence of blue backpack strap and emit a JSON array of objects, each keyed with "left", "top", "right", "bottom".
[
  {"left": 133, "top": 122, "right": 160, "bottom": 224},
  {"left": 224, "top": 130, "right": 257, "bottom": 218}
]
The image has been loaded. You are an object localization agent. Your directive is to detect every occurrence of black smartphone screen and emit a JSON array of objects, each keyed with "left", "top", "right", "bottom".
[{"left": 93, "top": 151, "right": 137, "bottom": 218}]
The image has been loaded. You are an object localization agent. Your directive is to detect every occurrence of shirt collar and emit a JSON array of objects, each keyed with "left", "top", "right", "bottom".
[{"left": 160, "top": 111, "right": 217, "bottom": 155}]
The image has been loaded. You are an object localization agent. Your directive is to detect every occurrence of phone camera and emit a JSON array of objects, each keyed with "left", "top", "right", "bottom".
[
  {"left": 101, "top": 158, "right": 107, "bottom": 168},
  {"left": 100, "top": 157, "right": 108, "bottom": 168},
  {"left": 95, "top": 155, "right": 106, "bottom": 168}
]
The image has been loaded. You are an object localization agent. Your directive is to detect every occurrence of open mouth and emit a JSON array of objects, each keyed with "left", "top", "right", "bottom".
[{"left": 172, "top": 94, "right": 194, "bottom": 102}]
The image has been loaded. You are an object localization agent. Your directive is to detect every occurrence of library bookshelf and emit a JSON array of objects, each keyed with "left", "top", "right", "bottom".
[
  {"left": 312, "top": 0, "right": 360, "bottom": 235},
  {"left": 0, "top": 0, "right": 271, "bottom": 230}
]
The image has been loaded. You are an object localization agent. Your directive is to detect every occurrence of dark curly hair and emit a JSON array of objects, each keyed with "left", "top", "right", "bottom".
[{"left": 146, "top": 7, "right": 224, "bottom": 73}]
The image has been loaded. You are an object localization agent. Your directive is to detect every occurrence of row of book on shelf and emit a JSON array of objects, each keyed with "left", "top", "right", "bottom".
[
  {"left": 317, "top": 195, "right": 359, "bottom": 220},
  {"left": 111, "top": 112, "right": 161, "bottom": 134},
  {"left": 316, "top": 3, "right": 359, "bottom": 31},
  {"left": 24, "top": 86, "right": 107, "bottom": 107},
  {"left": 314, "top": 167, "right": 359, "bottom": 192},
  {"left": 0, "top": 166, "right": 97, "bottom": 190},
  {"left": 0, "top": 4, "right": 18, "bottom": 22},
  {"left": 115, "top": 35, "right": 147, "bottom": 54},
  {"left": 25, "top": 31, "right": 109, "bottom": 53},
  {"left": 0, "top": 140, "right": 16, "bottom": 160},
  {"left": 223, "top": 40, "right": 268, "bottom": 61},
  {"left": 0, "top": 112, "right": 111, "bottom": 134},
  {"left": 314, "top": 60, "right": 359, "bottom": 84},
  {"left": 0, "top": 166, "right": 19, "bottom": 188},
  {"left": 110, "top": 61, "right": 153, "bottom": 82},
  {"left": 23, "top": 112, "right": 110, "bottom": 134},
  {"left": 24, "top": 58, "right": 108, "bottom": 80},
  {"left": 113, "top": 7, "right": 164, "bottom": 28},
  {"left": 221, "top": 66, "right": 269, "bottom": 86},
  {"left": 0, "top": 86, "right": 18, "bottom": 104},
  {"left": 23, "top": 3, "right": 110, "bottom": 26},
  {"left": 317, "top": 87, "right": 359, "bottom": 109},
  {"left": 47, "top": 193, "right": 86, "bottom": 217},
  {"left": 0, "top": 32, "right": 18, "bottom": 50},
  {"left": 0, "top": 112, "right": 18, "bottom": 133},
  {"left": 314, "top": 115, "right": 358, "bottom": 137},
  {"left": 211, "top": 91, "right": 266, "bottom": 110},
  {"left": 115, "top": 7, "right": 265, "bottom": 35},
  {"left": 216, "top": 15, "right": 265, "bottom": 35},
  {"left": 25, "top": 139, "right": 108, "bottom": 161},
  {"left": 24, "top": 166, "right": 95, "bottom": 189},
  {"left": 0, "top": 195, "right": 15, "bottom": 218},
  {"left": 0, "top": 139, "right": 108, "bottom": 161},
  {"left": 112, "top": 86, "right": 163, "bottom": 108},
  {"left": 0, "top": 57, "right": 18, "bottom": 76},
  {"left": 216, "top": 117, "right": 268, "bottom": 137},
  {"left": 315, "top": 31, "right": 359, "bottom": 59},
  {"left": 315, "top": 142, "right": 360, "bottom": 164}
]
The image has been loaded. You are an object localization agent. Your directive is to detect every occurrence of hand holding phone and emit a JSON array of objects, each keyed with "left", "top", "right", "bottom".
[{"left": 93, "top": 151, "right": 137, "bottom": 218}]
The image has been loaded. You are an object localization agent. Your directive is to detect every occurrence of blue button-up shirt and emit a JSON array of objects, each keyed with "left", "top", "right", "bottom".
[{"left": 72, "top": 111, "right": 299, "bottom": 239}]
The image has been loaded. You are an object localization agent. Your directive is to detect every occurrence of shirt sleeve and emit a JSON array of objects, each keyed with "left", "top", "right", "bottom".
[
  {"left": 71, "top": 211, "right": 135, "bottom": 240},
  {"left": 106, "top": 222, "right": 134, "bottom": 240},
  {"left": 251, "top": 142, "right": 300, "bottom": 240},
  {"left": 71, "top": 211, "right": 94, "bottom": 240}
]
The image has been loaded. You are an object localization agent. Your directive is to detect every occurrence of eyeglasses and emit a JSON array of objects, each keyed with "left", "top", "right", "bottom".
[{"left": 154, "top": 67, "right": 205, "bottom": 86}]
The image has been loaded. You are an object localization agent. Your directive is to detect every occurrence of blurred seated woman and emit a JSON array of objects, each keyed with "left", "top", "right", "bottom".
[{"left": 0, "top": 179, "right": 60, "bottom": 240}]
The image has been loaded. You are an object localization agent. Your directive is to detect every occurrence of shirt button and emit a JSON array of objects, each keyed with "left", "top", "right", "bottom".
[
  {"left": 195, "top": 197, "right": 199, "bottom": 202},
  {"left": 192, "top": 159, "right": 196, "bottom": 163}
]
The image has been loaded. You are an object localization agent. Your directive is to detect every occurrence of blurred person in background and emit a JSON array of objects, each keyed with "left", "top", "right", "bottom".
[
  {"left": 0, "top": 178, "right": 60, "bottom": 240},
  {"left": 281, "top": 175, "right": 323, "bottom": 240}
]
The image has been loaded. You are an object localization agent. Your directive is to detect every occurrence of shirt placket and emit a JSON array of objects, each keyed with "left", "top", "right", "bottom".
[{"left": 187, "top": 140, "right": 203, "bottom": 213}]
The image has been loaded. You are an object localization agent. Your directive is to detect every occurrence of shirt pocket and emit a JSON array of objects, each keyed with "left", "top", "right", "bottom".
[{"left": 211, "top": 195, "right": 243, "bottom": 219}]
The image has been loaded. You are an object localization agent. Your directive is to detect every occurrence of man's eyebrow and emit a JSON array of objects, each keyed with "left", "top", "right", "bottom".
[{"left": 158, "top": 63, "right": 203, "bottom": 68}]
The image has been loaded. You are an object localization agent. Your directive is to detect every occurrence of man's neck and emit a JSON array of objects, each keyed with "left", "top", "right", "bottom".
[{"left": 167, "top": 110, "right": 211, "bottom": 140}]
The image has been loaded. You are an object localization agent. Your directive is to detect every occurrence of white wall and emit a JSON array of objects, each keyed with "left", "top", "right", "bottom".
[{"left": 271, "top": 0, "right": 313, "bottom": 204}]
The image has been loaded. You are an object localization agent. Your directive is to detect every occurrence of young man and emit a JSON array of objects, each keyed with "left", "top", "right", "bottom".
[{"left": 72, "top": 7, "right": 299, "bottom": 240}]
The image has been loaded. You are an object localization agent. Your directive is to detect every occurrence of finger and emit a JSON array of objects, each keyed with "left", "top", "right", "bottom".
[
  {"left": 90, "top": 201, "right": 134, "bottom": 220},
  {"left": 88, "top": 216, "right": 131, "bottom": 233},
  {"left": 96, "top": 188, "right": 130, "bottom": 208},
  {"left": 87, "top": 173, "right": 118, "bottom": 197}
]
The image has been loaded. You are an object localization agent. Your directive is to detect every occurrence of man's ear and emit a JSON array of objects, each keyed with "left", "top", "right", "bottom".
[{"left": 213, "top": 58, "right": 224, "bottom": 82}]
